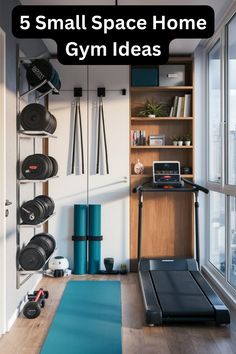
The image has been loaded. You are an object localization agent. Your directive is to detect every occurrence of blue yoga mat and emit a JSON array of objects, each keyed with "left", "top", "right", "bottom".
[{"left": 40, "top": 281, "right": 122, "bottom": 354}]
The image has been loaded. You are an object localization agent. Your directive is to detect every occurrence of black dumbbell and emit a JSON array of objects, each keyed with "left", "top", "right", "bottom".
[{"left": 23, "top": 288, "right": 49, "bottom": 319}]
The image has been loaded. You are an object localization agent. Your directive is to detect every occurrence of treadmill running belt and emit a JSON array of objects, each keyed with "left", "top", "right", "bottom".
[{"left": 151, "top": 271, "right": 215, "bottom": 317}]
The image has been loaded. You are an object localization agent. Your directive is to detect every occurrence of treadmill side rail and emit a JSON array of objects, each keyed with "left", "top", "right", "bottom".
[
  {"left": 191, "top": 271, "right": 230, "bottom": 325},
  {"left": 139, "top": 270, "right": 162, "bottom": 325}
]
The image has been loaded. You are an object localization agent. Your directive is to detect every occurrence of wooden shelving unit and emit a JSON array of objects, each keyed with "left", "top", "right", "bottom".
[{"left": 130, "top": 56, "right": 194, "bottom": 271}]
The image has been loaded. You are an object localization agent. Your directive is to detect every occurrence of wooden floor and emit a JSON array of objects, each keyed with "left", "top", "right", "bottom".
[{"left": 0, "top": 273, "right": 236, "bottom": 354}]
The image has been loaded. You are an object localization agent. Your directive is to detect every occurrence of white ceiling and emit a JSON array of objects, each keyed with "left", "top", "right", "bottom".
[{"left": 21, "top": 0, "right": 233, "bottom": 54}]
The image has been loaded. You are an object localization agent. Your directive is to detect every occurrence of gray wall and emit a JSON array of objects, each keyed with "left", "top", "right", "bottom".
[{"left": 0, "top": 0, "right": 48, "bottom": 329}]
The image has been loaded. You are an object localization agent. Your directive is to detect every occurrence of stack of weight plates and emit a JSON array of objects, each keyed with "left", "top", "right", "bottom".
[
  {"left": 19, "top": 233, "right": 56, "bottom": 271},
  {"left": 19, "top": 103, "right": 57, "bottom": 134},
  {"left": 22, "top": 154, "right": 58, "bottom": 180},
  {"left": 20, "top": 195, "right": 55, "bottom": 225},
  {"left": 26, "top": 59, "right": 61, "bottom": 93}
]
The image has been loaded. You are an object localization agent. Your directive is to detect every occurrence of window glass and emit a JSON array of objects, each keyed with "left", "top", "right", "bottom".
[
  {"left": 229, "top": 197, "right": 236, "bottom": 287},
  {"left": 208, "top": 41, "right": 222, "bottom": 183},
  {"left": 227, "top": 15, "right": 236, "bottom": 185},
  {"left": 209, "top": 192, "right": 226, "bottom": 274}
]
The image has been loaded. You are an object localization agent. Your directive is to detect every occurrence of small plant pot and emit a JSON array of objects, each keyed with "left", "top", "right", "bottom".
[
  {"left": 148, "top": 114, "right": 156, "bottom": 118},
  {"left": 172, "top": 141, "right": 178, "bottom": 146},
  {"left": 177, "top": 141, "right": 183, "bottom": 146},
  {"left": 184, "top": 141, "right": 191, "bottom": 146}
]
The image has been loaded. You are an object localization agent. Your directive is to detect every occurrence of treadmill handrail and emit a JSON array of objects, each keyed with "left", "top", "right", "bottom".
[{"left": 133, "top": 178, "right": 209, "bottom": 194}]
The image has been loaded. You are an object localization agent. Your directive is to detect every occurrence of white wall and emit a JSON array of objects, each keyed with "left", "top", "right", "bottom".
[{"left": 48, "top": 62, "right": 130, "bottom": 270}]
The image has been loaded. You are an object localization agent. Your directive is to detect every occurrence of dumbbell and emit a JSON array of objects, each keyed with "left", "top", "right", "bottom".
[
  {"left": 23, "top": 288, "right": 49, "bottom": 319},
  {"left": 19, "top": 233, "right": 56, "bottom": 271},
  {"left": 20, "top": 195, "right": 55, "bottom": 225},
  {"left": 26, "top": 59, "right": 61, "bottom": 93},
  {"left": 19, "top": 103, "right": 57, "bottom": 134},
  {"left": 21, "top": 154, "right": 58, "bottom": 180}
]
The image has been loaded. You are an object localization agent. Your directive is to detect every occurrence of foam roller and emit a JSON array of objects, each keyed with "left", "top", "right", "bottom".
[
  {"left": 88, "top": 204, "right": 102, "bottom": 274},
  {"left": 73, "top": 204, "right": 87, "bottom": 274}
]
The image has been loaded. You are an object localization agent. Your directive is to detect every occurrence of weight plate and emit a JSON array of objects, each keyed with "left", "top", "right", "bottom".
[
  {"left": 33, "top": 198, "right": 47, "bottom": 222},
  {"left": 26, "top": 59, "right": 61, "bottom": 93},
  {"left": 23, "top": 301, "right": 41, "bottom": 319},
  {"left": 30, "top": 235, "right": 53, "bottom": 259},
  {"left": 26, "top": 59, "right": 53, "bottom": 93},
  {"left": 48, "top": 156, "right": 58, "bottom": 177},
  {"left": 35, "top": 195, "right": 55, "bottom": 217},
  {"left": 22, "top": 154, "right": 50, "bottom": 180},
  {"left": 45, "top": 114, "right": 57, "bottom": 135},
  {"left": 19, "top": 103, "right": 51, "bottom": 132},
  {"left": 19, "top": 243, "right": 46, "bottom": 271},
  {"left": 35, "top": 233, "right": 56, "bottom": 253},
  {"left": 20, "top": 200, "right": 44, "bottom": 225}
]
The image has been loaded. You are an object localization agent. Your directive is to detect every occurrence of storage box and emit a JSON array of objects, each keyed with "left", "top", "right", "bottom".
[
  {"left": 149, "top": 135, "right": 165, "bottom": 146},
  {"left": 159, "top": 65, "right": 185, "bottom": 86},
  {"left": 131, "top": 68, "right": 159, "bottom": 87}
]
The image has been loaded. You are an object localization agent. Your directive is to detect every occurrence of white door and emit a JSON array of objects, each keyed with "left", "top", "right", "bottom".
[{"left": 0, "top": 27, "right": 6, "bottom": 336}]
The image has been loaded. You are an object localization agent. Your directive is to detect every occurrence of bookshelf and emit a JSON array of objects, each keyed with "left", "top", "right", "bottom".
[{"left": 130, "top": 56, "right": 194, "bottom": 271}]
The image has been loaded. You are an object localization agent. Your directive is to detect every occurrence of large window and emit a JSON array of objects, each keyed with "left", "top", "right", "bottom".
[
  {"left": 227, "top": 15, "right": 236, "bottom": 186},
  {"left": 208, "top": 41, "right": 222, "bottom": 183},
  {"left": 209, "top": 192, "right": 226, "bottom": 274},
  {"left": 207, "top": 12, "right": 236, "bottom": 293}
]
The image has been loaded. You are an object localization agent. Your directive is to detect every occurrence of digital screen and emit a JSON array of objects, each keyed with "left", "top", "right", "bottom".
[{"left": 154, "top": 162, "right": 179, "bottom": 174}]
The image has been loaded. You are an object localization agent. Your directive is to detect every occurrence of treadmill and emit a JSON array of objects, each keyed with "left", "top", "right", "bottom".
[{"left": 133, "top": 173, "right": 230, "bottom": 326}]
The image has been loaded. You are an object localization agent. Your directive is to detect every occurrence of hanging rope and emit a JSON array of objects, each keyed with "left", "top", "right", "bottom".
[
  {"left": 70, "top": 96, "right": 84, "bottom": 175},
  {"left": 96, "top": 95, "right": 109, "bottom": 174}
]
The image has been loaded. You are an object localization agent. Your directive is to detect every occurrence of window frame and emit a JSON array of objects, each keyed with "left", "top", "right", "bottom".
[{"left": 205, "top": 10, "right": 236, "bottom": 297}]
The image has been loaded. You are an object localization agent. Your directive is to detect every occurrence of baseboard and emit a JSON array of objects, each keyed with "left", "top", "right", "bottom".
[
  {"left": 6, "top": 276, "right": 42, "bottom": 332},
  {"left": 202, "top": 265, "right": 236, "bottom": 308}
]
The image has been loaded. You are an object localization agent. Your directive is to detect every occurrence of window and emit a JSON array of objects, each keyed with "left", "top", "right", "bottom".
[
  {"left": 208, "top": 41, "right": 222, "bottom": 183},
  {"left": 209, "top": 192, "right": 226, "bottom": 274},
  {"left": 227, "top": 14, "right": 236, "bottom": 186},
  {"left": 207, "top": 12, "right": 236, "bottom": 294},
  {"left": 229, "top": 197, "right": 236, "bottom": 287}
]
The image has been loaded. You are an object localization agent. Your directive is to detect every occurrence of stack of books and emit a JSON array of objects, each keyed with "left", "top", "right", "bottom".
[
  {"left": 169, "top": 94, "right": 192, "bottom": 117},
  {"left": 131, "top": 130, "right": 146, "bottom": 146}
]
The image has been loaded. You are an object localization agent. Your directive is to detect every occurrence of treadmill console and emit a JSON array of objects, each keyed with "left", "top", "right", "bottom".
[{"left": 152, "top": 161, "right": 182, "bottom": 188}]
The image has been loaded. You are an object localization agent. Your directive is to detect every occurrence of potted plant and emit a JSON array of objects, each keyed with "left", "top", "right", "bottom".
[
  {"left": 177, "top": 136, "right": 184, "bottom": 146},
  {"left": 172, "top": 136, "right": 179, "bottom": 146},
  {"left": 139, "top": 99, "right": 166, "bottom": 118},
  {"left": 184, "top": 134, "right": 191, "bottom": 146}
]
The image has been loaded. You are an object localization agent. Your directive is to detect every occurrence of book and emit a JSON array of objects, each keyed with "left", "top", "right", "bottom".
[
  {"left": 180, "top": 97, "right": 185, "bottom": 117},
  {"left": 172, "top": 96, "right": 178, "bottom": 117},
  {"left": 176, "top": 97, "right": 183, "bottom": 117},
  {"left": 169, "top": 106, "right": 174, "bottom": 117},
  {"left": 184, "top": 94, "right": 191, "bottom": 117}
]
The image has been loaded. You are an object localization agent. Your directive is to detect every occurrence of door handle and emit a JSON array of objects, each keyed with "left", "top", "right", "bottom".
[{"left": 5, "top": 200, "right": 12, "bottom": 206}]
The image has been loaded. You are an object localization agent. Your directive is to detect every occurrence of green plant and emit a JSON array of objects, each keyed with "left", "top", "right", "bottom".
[
  {"left": 139, "top": 99, "right": 166, "bottom": 117},
  {"left": 178, "top": 136, "right": 184, "bottom": 141},
  {"left": 172, "top": 135, "right": 179, "bottom": 142},
  {"left": 184, "top": 134, "right": 192, "bottom": 142}
]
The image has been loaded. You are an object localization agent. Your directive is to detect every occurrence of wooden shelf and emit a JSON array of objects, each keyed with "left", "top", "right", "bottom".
[
  {"left": 130, "top": 86, "right": 193, "bottom": 92},
  {"left": 131, "top": 117, "right": 193, "bottom": 121},
  {"left": 131, "top": 145, "right": 193, "bottom": 149}
]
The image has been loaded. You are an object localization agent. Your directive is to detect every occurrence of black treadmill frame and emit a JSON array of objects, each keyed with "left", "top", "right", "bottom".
[{"left": 134, "top": 178, "right": 230, "bottom": 326}]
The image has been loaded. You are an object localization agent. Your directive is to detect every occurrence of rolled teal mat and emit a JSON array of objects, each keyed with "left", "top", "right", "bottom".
[
  {"left": 88, "top": 204, "right": 101, "bottom": 274},
  {"left": 40, "top": 281, "right": 122, "bottom": 354},
  {"left": 73, "top": 204, "right": 87, "bottom": 274}
]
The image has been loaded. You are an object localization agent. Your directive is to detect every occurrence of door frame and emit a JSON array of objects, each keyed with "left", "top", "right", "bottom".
[{"left": 0, "top": 27, "right": 6, "bottom": 335}]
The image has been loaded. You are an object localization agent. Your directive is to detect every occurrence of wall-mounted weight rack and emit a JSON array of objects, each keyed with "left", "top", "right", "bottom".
[{"left": 16, "top": 47, "right": 59, "bottom": 289}]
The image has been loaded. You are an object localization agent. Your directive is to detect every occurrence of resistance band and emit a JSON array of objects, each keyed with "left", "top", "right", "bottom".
[
  {"left": 70, "top": 92, "right": 84, "bottom": 175},
  {"left": 96, "top": 94, "right": 109, "bottom": 174}
]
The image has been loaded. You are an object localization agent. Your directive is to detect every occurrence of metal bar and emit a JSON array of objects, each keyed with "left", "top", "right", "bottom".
[
  {"left": 20, "top": 79, "right": 47, "bottom": 98},
  {"left": 137, "top": 191, "right": 144, "bottom": 264},
  {"left": 194, "top": 191, "right": 200, "bottom": 266},
  {"left": 37, "top": 87, "right": 54, "bottom": 100}
]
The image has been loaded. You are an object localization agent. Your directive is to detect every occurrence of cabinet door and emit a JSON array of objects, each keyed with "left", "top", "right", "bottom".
[
  {"left": 48, "top": 60, "right": 88, "bottom": 263},
  {"left": 88, "top": 65, "right": 130, "bottom": 270}
]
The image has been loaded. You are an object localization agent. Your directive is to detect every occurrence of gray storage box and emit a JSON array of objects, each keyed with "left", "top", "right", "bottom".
[{"left": 159, "top": 65, "right": 185, "bottom": 86}]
